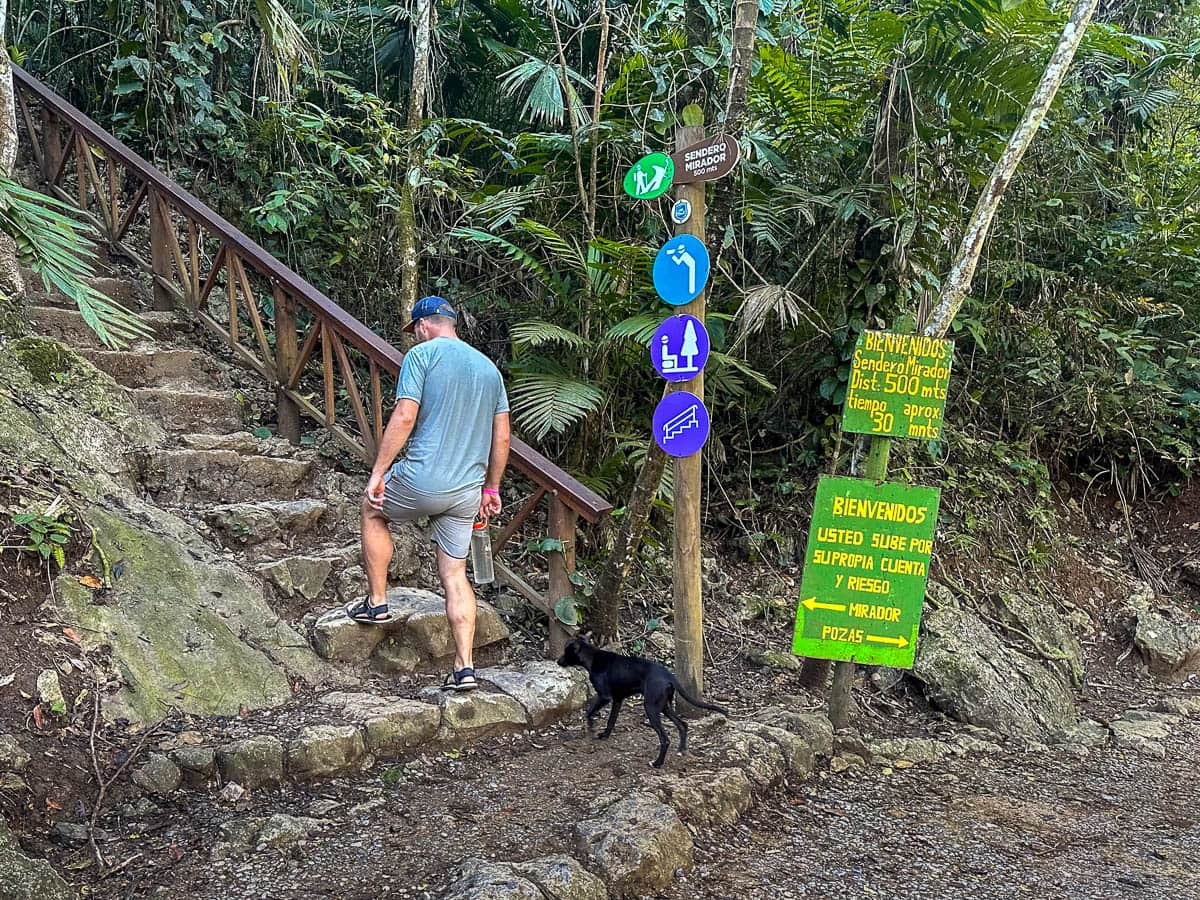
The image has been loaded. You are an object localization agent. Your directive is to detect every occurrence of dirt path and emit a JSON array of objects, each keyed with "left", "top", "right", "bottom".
[{"left": 667, "top": 717, "right": 1200, "bottom": 900}]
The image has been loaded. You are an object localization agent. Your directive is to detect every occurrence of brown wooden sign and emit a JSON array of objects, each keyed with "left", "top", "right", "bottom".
[{"left": 670, "top": 134, "right": 740, "bottom": 183}]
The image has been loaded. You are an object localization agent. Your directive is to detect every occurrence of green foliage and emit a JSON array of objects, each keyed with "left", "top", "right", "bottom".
[
  {"left": 10, "top": 0, "right": 1200, "bottom": 525},
  {"left": 0, "top": 177, "right": 147, "bottom": 348},
  {"left": 4, "top": 500, "right": 73, "bottom": 570}
]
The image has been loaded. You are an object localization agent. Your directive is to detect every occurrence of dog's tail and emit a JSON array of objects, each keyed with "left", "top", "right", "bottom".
[{"left": 670, "top": 678, "right": 730, "bottom": 717}]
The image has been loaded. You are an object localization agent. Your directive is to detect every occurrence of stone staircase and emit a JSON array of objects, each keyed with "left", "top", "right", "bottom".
[{"left": 25, "top": 262, "right": 589, "bottom": 794}]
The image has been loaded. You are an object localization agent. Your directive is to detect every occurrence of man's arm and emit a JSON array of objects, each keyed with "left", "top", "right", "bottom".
[
  {"left": 479, "top": 412, "right": 511, "bottom": 519},
  {"left": 365, "top": 399, "right": 420, "bottom": 509}
]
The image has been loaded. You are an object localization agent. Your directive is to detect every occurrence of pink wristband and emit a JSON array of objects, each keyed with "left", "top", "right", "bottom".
[{"left": 483, "top": 488, "right": 499, "bottom": 496}]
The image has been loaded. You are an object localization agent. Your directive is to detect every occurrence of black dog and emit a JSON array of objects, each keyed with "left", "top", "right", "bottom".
[{"left": 558, "top": 635, "right": 729, "bottom": 768}]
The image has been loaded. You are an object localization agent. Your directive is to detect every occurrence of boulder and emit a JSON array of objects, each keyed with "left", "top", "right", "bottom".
[
  {"left": 912, "top": 602, "right": 1079, "bottom": 742},
  {"left": 314, "top": 588, "right": 509, "bottom": 672},
  {"left": 866, "top": 737, "right": 946, "bottom": 766},
  {"left": 742, "top": 649, "right": 801, "bottom": 671},
  {"left": 171, "top": 746, "right": 217, "bottom": 782},
  {"left": 256, "top": 813, "right": 322, "bottom": 850},
  {"left": 1109, "top": 710, "right": 1176, "bottom": 759},
  {"left": 320, "top": 693, "right": 441, "bottom": 757},
  {"left": 477, "top": 662, "right": 590, "bottom": 727},
  {"left": 131, "top": 753, "right": 182, "bottom": 795},
  {"left": 49, "top": 501, "right": 329, "bottom": 725},
  {"left": 424, "top": 690, "right": 528, "bottom": 742},
  {"left": 651, "top": 767, "right": 753, "bottom": 828},
  {"left": 512, "top": 856, "right": 607, "bottom": 900},
  {"left": 286, "top": 725, "right": 366, "bottom": 780},
  {"left": 759, "top": 708, "right": 835, "bottom": 759},
  {"left": 257, "top": 556, "right": 335, "bottom": 600},
  {"left": 0, "top": 819, "right": 75, "bottom": 900},
  {"left": 440, "top": 859, "right": 543, "bottom": 900},
  {"left": 574, "top": 795, "right": 693, "bottom": 896},
  {"left": 992, "top": 590, "right": 1084, "bottom": 685},
  {"left": 700, "top": 720, "right": 787, "bottom": 787},
  {"left": 217, "top": 736, "right": 285, "bottom": 789},
  {"left": 0, "top": 735, "right": 30, "bottom": 772},
  {"left": 1128, "top": 604, "right": 1200, "bottom": 678}
]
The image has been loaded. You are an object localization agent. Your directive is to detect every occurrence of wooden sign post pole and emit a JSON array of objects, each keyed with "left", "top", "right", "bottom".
[{"left": 673, "top": 105, "right": 707, "bottom": 713}]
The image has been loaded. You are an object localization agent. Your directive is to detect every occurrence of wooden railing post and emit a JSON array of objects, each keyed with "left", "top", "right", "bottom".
[
  {"left": 547, "top": 495, "right": 579, "bottom": 659},
  {"left": 40, "top": 107, "right": 62, "bottom": 184},
  {"left": 147, "top": 187, "right": 174, "bottom": 310},
  {"left": 273, "top": 285, "right": 302, "bottom": 444}
]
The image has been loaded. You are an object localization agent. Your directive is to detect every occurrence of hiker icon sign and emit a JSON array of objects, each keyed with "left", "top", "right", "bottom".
[
  {"left": 651, "top": 314, "right": 710, "bottom": 382},
  {"left": 623, "top": 152, "right": 675, "bottom": 200},
  {"left": 652, "top": 391, "right": 710, "bottom": 457},
  {"left": 652, "top": 234, "right": 710, "bottom": 306}
]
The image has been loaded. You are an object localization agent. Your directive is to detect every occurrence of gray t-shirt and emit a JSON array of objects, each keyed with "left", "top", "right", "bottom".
[{"left": 389, "top": 336, "right": 509, "bottom": 495}]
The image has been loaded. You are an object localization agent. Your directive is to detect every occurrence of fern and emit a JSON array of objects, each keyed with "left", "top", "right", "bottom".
[
  {"left": 509, "top": 369, "right": 605, "bottom": 440},
  {"left": 510, "top": 319, "right": 586, "bottom": 350},
  {"left": 0, "top": 178, "right": 149, "bottom": 348}
]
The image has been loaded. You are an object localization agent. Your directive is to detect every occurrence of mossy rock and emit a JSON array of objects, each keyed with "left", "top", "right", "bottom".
[
  {"left": 50, "top": 499, "right": 330, "bottom": 724},
  {"left": 11, "top": 336, "right": 76, "bottom": 385}
]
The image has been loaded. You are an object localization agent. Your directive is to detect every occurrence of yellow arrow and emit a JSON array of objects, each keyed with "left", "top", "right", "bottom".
[
  {"left": 865, "top": 634, "right": 909, "bottom": 649},
  {"left": 801, "top": 597, "right": 846, "bottom": 613}
]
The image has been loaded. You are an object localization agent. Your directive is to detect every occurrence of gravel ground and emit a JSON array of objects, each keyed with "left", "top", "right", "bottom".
[{"left": 668, "top": 711, "right": 1200, "bottom": 900}]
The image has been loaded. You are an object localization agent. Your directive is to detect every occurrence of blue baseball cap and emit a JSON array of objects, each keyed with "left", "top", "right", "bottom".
[{"left": 404, "top": 295, "right": 457, "bottom": 333}]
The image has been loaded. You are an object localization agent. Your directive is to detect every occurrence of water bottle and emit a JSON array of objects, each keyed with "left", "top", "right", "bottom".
[{"left": 469, "top": 521, "right": 495, "bottom": 585}]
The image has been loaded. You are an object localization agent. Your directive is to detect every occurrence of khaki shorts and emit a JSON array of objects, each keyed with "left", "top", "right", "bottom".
[{"left": 381, "top": 471, "right": 479, "bottom": 559}]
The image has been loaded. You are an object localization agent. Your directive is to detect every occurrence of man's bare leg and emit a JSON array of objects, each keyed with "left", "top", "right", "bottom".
[
  {"left": 361, "top": 497, "right": 394, "bottom": 608},
  {"left": 438, "top": 547, "right": 476, "bottom": 671}
]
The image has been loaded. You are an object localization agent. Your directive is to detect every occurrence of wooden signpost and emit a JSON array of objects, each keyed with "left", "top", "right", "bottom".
[{"left": 623, "top": 115, "right": 739, "bottom": 710}]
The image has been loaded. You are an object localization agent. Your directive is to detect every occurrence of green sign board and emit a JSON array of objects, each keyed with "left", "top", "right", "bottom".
[
  {"left": 842, "top": 331, "right": 954, "bottom": 440},
  {"left": 623, "top": 152, "right": 674, "bottom": 200},
  {"left": 792, "top": 476, "right": 940, "bottom": 669}
]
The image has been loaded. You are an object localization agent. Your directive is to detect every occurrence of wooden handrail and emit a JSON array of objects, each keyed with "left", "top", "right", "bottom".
[{"left": 13, "top": 64, "right": 612, "bottom": 525}]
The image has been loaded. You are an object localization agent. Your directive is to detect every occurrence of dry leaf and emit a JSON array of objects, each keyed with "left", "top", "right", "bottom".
[
  {"left": 894, "top": 759, "right": 915, "bottom": 769},
  {"left": 78, "top": 575, "right": 103, "bottom": 590},
  {"left": 45, "top": 797, "right": 62, "bottom": 811},
  {"left": 0, "top": 673, "right": 14, "bottom": 689},
  {"left": 63, "top": 627, "right": 82, "bottom": 644},
  {"left": 32, "top": 705, "right": 45, "bottom": 730}
]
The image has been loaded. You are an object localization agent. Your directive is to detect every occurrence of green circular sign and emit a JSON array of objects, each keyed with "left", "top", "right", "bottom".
[{"left": 623, "top": 152, "right": 675, "bottom": 200}]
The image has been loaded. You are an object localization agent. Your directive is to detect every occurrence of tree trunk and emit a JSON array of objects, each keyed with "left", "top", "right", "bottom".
[
  {"left": 397, "top": 0, "right": 433, "bottom": 349},
  {"left": 707, "top": 0, "right": 757, "bottom": 261},
  {"left": 590, "top": 441, "right": 668, "bottom": 644},
  {"left": 0, "top": 0, "right": 27, "bottom": 340},
  {"left": 922, "top": 0, "right": 1099, "bottom": 339}
]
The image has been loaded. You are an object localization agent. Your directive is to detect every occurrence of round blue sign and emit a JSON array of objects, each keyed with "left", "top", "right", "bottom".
[
  {"left": 652, "top": 391, "right": 710, "bottom": 457},
  {"left": 652, "top": 234, "right": 710, "bottom": 306},
  {"left": 650, "top": 315, "right": 709, "bottom": 382}
]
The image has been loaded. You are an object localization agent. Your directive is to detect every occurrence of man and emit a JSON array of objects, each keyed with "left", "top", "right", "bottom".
[{"left": 351, "top": 296, "right": 511, "bottom": 692}]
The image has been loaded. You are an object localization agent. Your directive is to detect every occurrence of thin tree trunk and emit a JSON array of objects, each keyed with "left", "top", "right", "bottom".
[
  {"left": 0, "top": 0, "right": 27, "bottom": 340},
  {"left": 397, "top": 0, "right": 433, "bottom": 349},
  {"left": 922, "top": 0, "right": 1099, "bottom": 339},
  {"left": 707, "top": 0, "right": 757, "bottom": 261},
  {"left": 590, "top": 441, "right": 668, "bottom": 644}
]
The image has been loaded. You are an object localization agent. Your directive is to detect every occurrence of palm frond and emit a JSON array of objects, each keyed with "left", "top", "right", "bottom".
[
  {"left": 254, "top": 0, "right": 320, "bottom": 100},
  {"left": 0, "top": 178, "right": 149, "bottom": 348},
  {"left": 448, "top": 226, "right": 553, "bottom": 285},
  {"left": 510, "top": 319, "right": 586, "bottom": 351},
  {"left": 509, "top": 370, "right": 605, "bottom": 439},
  {"left": 600, "top": 313, "right": 661, "bottom": 347}
]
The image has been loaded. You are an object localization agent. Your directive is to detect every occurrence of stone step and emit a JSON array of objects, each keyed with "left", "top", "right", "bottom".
[
  {"left": 131, "top": 387, "right": 244, "bottom": 433},
  {"left": 311, "top": 587, "right": 510, "bottom": 672},
  {"left": 179, "top": 430, "right": 305, "bottom": 459},
  {"left": 22, "top": 266, "right": 142, "bottom": 304},
  {"left": 146, "top": 662, "right": 592, "bottom": 792},
  {"left": 142, "top": 448, "right": 313, "bottom": 503},
  {"left": 29, "top": 305, "right": 187, "bottom": 350},
  {"left": 79, "top": 348, "right": 226, "bottom": 390},
  {"left": 203, "top": 498, "right": 329, "bottom": 546}
]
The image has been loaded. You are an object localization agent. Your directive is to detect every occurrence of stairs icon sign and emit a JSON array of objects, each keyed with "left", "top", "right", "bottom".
[{"left": 663, "top": 404, "right": 699, "bottom": 441}]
